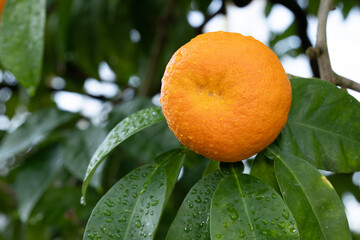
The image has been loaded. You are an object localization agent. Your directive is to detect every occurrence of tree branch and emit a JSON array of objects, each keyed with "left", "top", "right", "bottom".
[
  {"left": 307, "top": 0, "right": 360, "bottom": 92},
  {"left": 139, "top": 0, "right": 177, "bottom": 96},
  {"left": 271, "top": 0, "right": 320, "bottom": 77}
]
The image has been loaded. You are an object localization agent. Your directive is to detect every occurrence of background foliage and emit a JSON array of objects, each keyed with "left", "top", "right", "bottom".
[{"left": 0, "top": 0, "right": 360, "bottom": 239}]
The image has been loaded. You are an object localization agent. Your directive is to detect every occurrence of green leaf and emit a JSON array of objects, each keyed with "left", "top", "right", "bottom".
[
  {"left": 202, "top": 159, "right": 219, "bottom": 178},
  {"left": 272, "top": 77, "right": 360, "bottom": 172},
  {"left": 83, "top": 164, "right": 166, "bottom": 240},
  {"left": 166, "top": 171, "right": 222, "bottom": 240},
  {"left": 250, "top": 152, "right": 280, "bottom": 194},
  {"left": 14, "top": 144, "right": 63, "bottom": 222},
  {"left": 210, "top": 166, "right": 299, "bottom": 240},
  {"left": 63, "top": 125, "right": 107, "bottom": 190},
  {"left": 155, "top": 149, "right": 186, "bottom": 201},
  {"left": 82, "top": 107, "right": 165, "bottom": 200},
  {"left": 0, "top": 108, "right": 74, "bottom": 164},
  {"left": 266, "top": 146, "right": 351, "bottom": 240},
  {"left": 0, "top": 0, "right": 46, "bottom": 94}
]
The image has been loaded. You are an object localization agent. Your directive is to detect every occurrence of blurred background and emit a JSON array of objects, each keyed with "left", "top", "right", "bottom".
[{"left": 0, "top": 0, "right": 359, "bottom": 239}]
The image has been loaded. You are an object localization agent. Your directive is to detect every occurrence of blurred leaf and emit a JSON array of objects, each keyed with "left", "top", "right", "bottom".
[
  {"left": 202, "top": 159, "right": 219, "bottom": 178},
  {"left": 63, "top": 125, "right": 107, "bottom": 190},
  {"left": 166, "top": 171, "right": 222, "bottom": 240},
  {"left": 266, "top": 146, "right": 351, "bottom": 239},
  {"left": 250, "top": 152, "right": 280, "bottom": 194},
  {"left": 327, "top": 173, "right": 360, "bottom": 202},
  {"left": 0, "top": 0, "right": 46, "bottom": 94},
  {"left": 82, "top": 107, "right": 165, "bottom": 200},
  {"left": 83, "top": 164, "right": 166, "bottom": 240},
  {"left": 14, "top": 144, "right": 63, "bottom": 222},
  {"left": 210, "top": 165, "right": 299, "bottom": 239},
  {"left": 271, "top": 77, "right": 360, "bottom": 172},
  {"left": 0, "top": 108, "right": 74, "bottom": 164}
]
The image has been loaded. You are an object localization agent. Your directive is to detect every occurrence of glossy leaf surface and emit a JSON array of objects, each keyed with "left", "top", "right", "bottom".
[
  {"left": 0, "top": 0, "right": 46, "bottom": 94},
  {"left": 166, "top": 171, "right": 222, "bottom": 240},
  {"left": 267, "top": 146, "right": 351, "bottom": 240},
  {"left": 211, "top": 166, "right": 299, "bottom": 240},
  {"left": 273, "top": 78, "right": 360, "bottom": 172},
  {"left": 82, "top": 107, "right": 165, "bottom": 199}
]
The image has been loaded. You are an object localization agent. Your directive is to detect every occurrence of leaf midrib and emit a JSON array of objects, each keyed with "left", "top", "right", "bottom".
[
  {"left": 123, "top": 164, "right": 162, "bottom": 239},
  {"left": 289, "top": 120, "right": 360, "bottom": 144},
  {"left": 232, "top": 167, "right": 257, "bottom": 240},
  {"left": 269, "top": 149, "right": 327, "bottom": 238}
]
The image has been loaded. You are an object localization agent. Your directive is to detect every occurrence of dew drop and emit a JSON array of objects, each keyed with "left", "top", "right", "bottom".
[
  {"left": 135, "top": 220, "right": 141, "bottom": 228},
  {"left": 216, "top": 234, "right": 222, "bottom": 238},
  {"left": 103, "top": 210, "right": 111, "bottom": 216},
  {"left": 151, "top": 200, "right": 159, "bottom": 206}
]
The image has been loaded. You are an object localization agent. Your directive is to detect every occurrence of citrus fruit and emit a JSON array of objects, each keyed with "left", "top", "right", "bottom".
[
  {"left": 0, "top": 0, "right": 5, "bottom": 17},
  {"left": 160, "top": 31, "right": 292, "bottom": 162}
]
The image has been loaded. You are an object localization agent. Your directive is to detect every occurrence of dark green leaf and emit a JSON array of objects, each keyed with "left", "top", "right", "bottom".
[
  {"left": 83, "top": 164, "right": 166, "bottom": 240},
  {"left": 155, "top": 149, "right": 186, "bottom": 201},
  {"left": 14, "top": 144, "right": 63, "bottom": 222},
  {"left": 82, "top": 107, "right": 165, "bottom": 200},
  {"left": 266, "top": 146, "right": 351, "bottom": 240},
  {"left": 0, "top": 0, "right": 46, "bottom": 94},
  {"left": 272, "top": 77, "right": 360, "bottom": 172},
  {"left": 202, "top": 159, "right": 219, "bottom": 178},
  {"left": 166, "top": 171, "right": 222, "bottom": 240},
  {"left": 0, "top": 108, "right": 74, "bottom": 164},
  {"left": 250, "top": 152, "right": 280, "bottom": 194},
  {"left": 63, "top": 125, "right": 107, "bottom": 190},
  {"left": 210, "top": 166, "right": 299, "bottom": 240}
]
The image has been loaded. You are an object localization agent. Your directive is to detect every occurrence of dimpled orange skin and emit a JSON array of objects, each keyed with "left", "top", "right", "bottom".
[{"left": 160, "top": 31, "right": 292, "bottom": 162}]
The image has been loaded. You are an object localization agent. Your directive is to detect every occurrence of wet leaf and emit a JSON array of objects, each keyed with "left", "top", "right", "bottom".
[
  {"left": 210, "top": 165, "right": 299, "bottom": 240},
  {"left": 14, "top": 144, "right": 63, "bottom": 222},
  {"left": 0, "top": 0, "right": 46, "bottom": 94},
  {"left": 83, "top": 164, "right": 166, "bottom": 240},
  {"left": 166, "top": 171, "right": 222, "bottom": 240},
  {"left": 266, "top": 146, "right": 351, "bottom": 240},
  {"left": 82, "top": 107, "right": 165, "bottom": 200},
  {"left": 272, "top": 77, "right": 360, "bottom": 172}
]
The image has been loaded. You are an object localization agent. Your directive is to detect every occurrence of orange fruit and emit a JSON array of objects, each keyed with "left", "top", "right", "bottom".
[
  {"left": 0, "top": 0, "right": 5, "bottom": 17},
  {"left": 160, "top": 31, "right": 292, "bottom": 162}
]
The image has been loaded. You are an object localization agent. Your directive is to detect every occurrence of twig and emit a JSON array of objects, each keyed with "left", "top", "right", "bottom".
[
  {"left": 308, "top": 0, "right": 360, "bottom": 92},
  {"left": 196, "top": 0, "right": 226, "bottom": 34},
  {"left": 271, "top": 0, "right": 320, "bottom": 77}
]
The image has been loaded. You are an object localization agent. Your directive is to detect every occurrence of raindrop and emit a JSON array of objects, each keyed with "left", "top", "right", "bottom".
[
  {"left": 132, "top": 193, "right": 138, "bottom": 198},
  {"left": 271, "top": 193, "right": 277, "bottom": 199},
  {"left": 118, "top": 216, "right": 127, "bottom": 222},
  {"left": 191, "top": 189, "right": 198, "bottom": 194},
  {"left": 282, "top": 209, "right": 290, "bottom": 220},
  {"left": 265, "top": 197, "right": 270, "bottom": 202},
  {"left": 195, "top": 196, "right": 202, "bottom": 203},
  {"left": 80, "top": 196, "right": 86, "bottom": 205},
  {"left": 277, "top": 221, "right": 286, "bottom": 229},
  {"left": 261, "top": 230, "right": 269, "bottom": 235},
  {"left": 103, "top": 210, "right": 111, "bottom": 216},
  {"left": 262, "top": 219, "right": 269, "bottom": 225},
  {"left": 131, "top": 184, "right": 138, "bottom": 189},
  {"left": 216, "top": 234, "right": 222, "bottom": 238},
  {"left": 238, "top": 230, "right": 246, "bottom": 238},
  {"left": 184, "top": 226, "right": 193, "bottom": 233},
  {"left": 135, "top": 220, "right": 141, "bottom": 228},
  {"left": 151, "top": 200, "right": 159, "bottom": 206}
]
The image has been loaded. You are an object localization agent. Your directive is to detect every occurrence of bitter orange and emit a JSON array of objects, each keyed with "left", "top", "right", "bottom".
[{"left": 160, "top": 31, "right": 291, "bottom": 162}]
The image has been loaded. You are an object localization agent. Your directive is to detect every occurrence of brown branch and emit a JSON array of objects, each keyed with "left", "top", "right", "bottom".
[
  {"left": 307, "top": 0, "right": 360, "bottom": 92},
  {"left": 139, "top": 0, "right": 177, "bottom": 96},
  {"left": 270, "top": 0, "right": 320, "bottom": 77}
]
